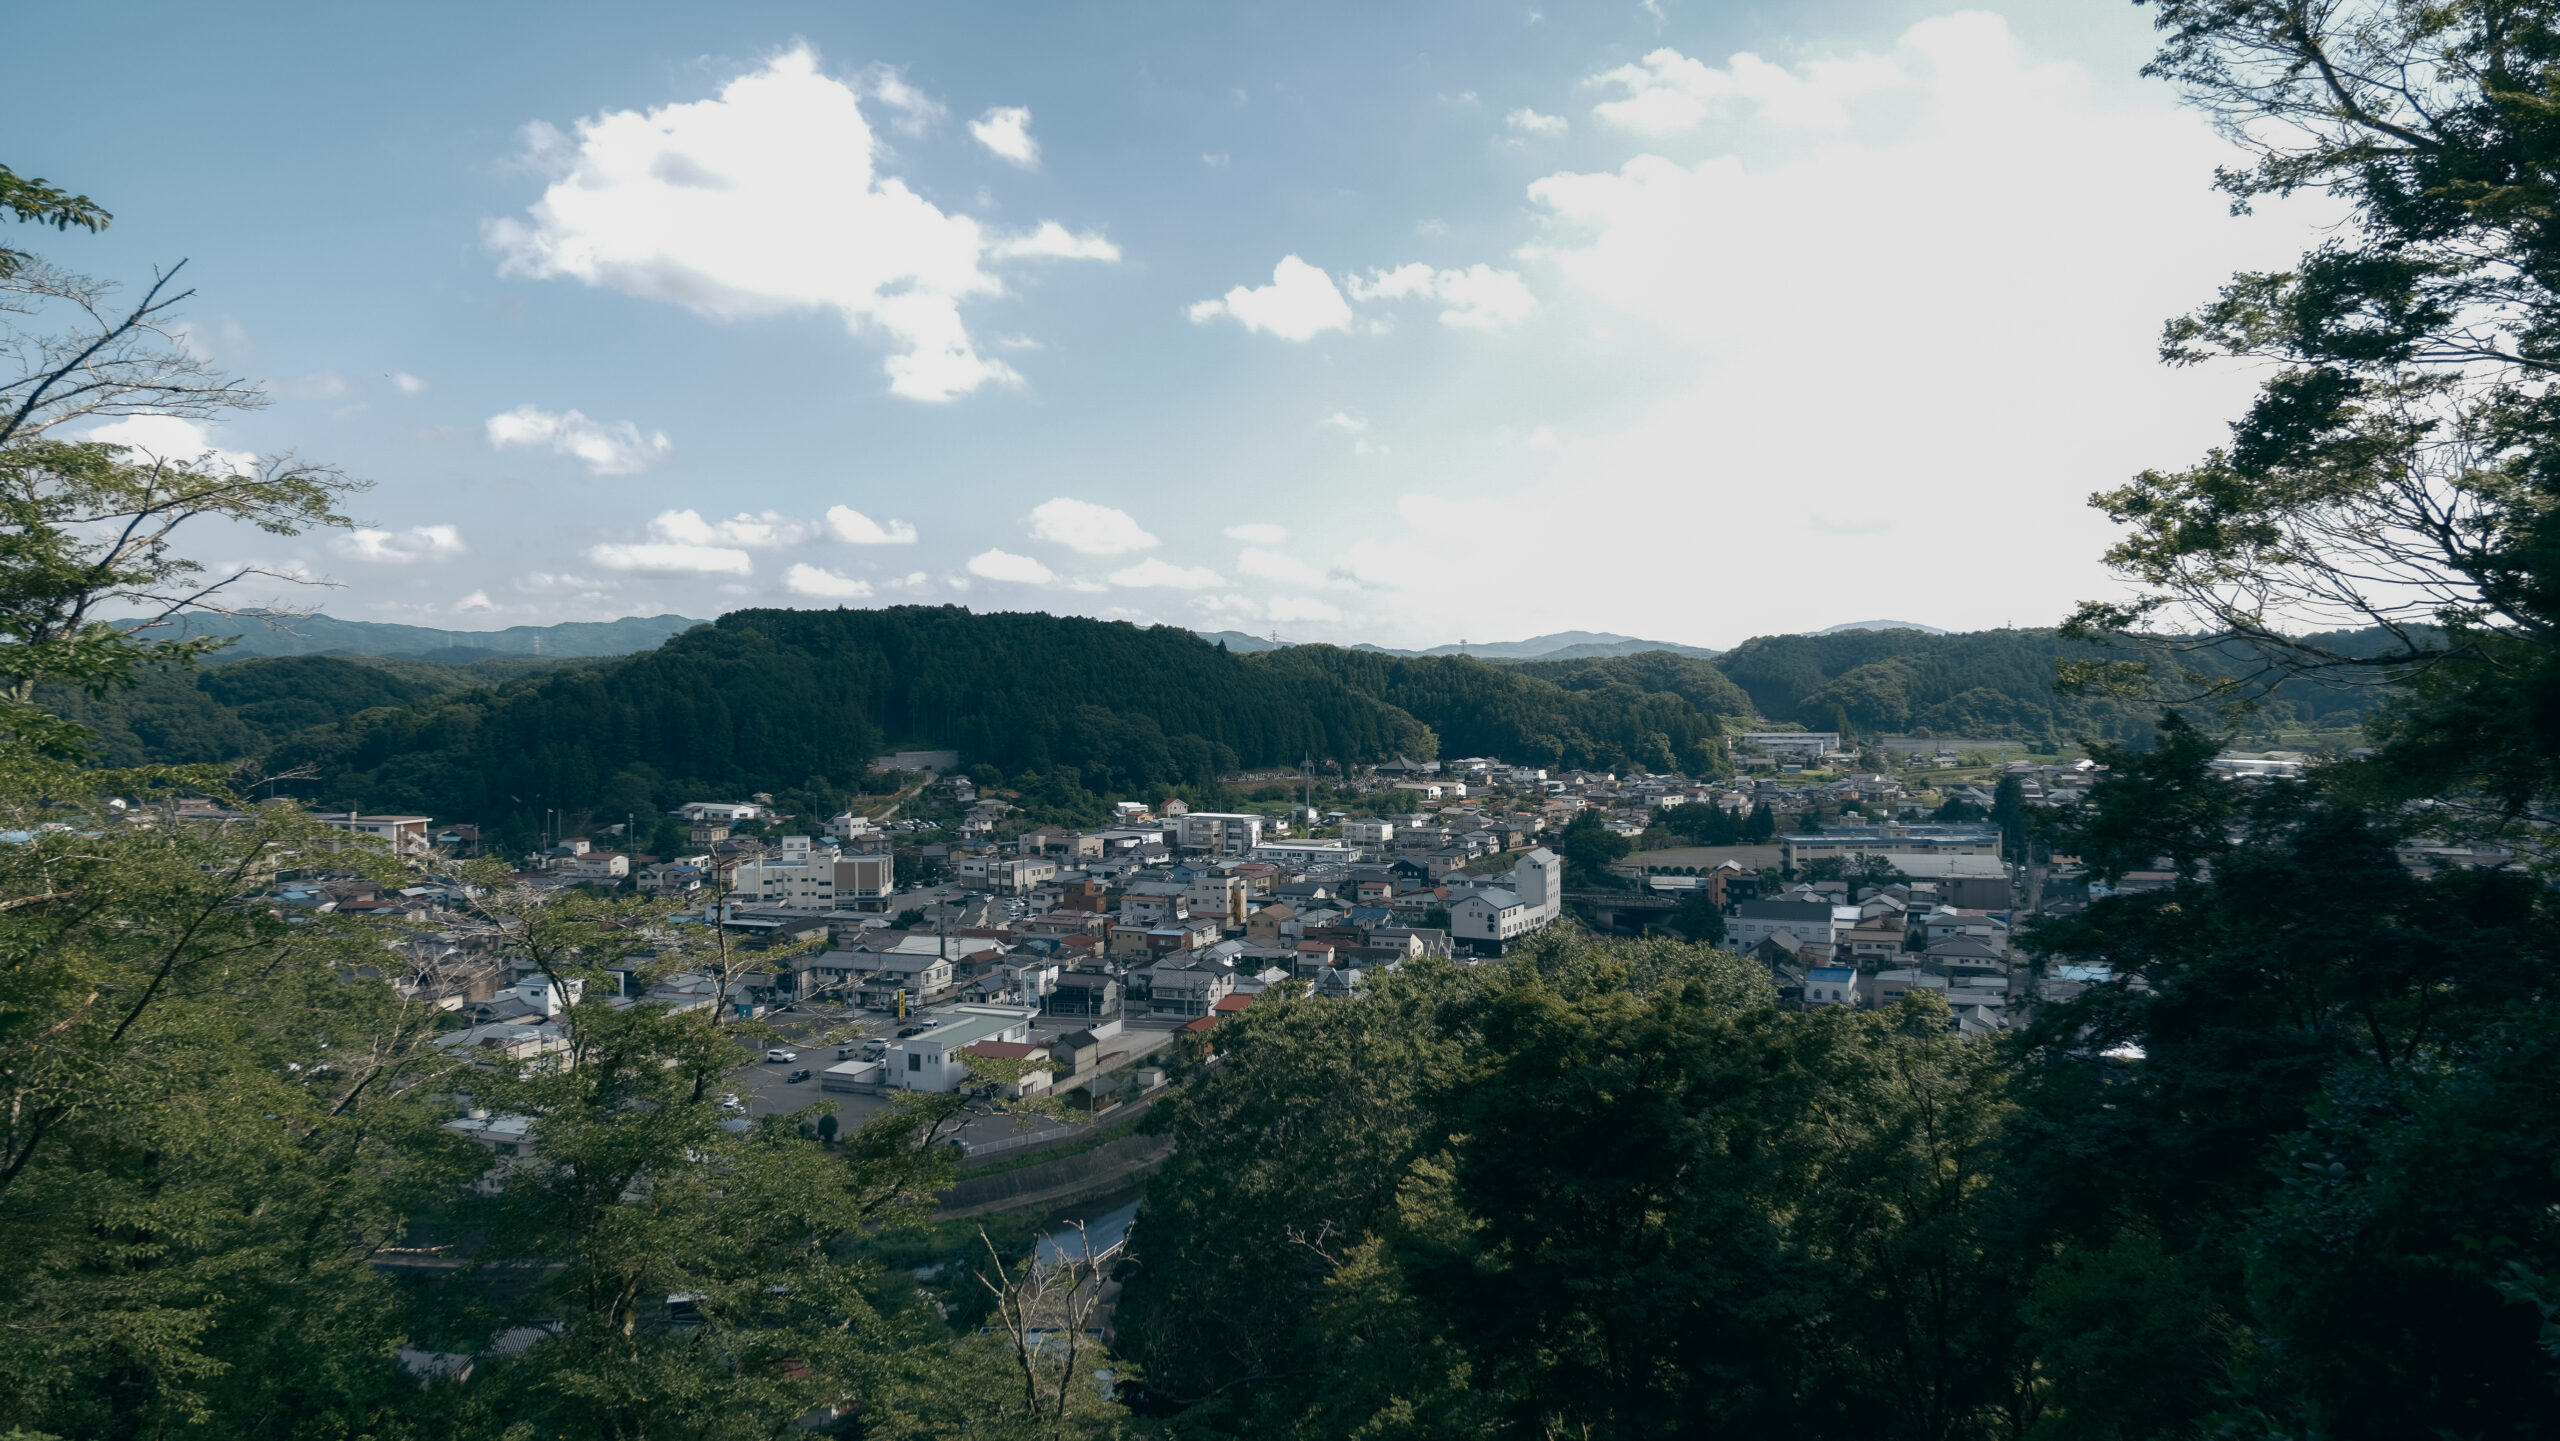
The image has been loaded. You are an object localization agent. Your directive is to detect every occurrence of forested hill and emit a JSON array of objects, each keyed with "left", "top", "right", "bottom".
[
  {"left": 1708, "top": 626, "right": 2387, "bottom": 742},
  {"left": 250, "top": 608, "right": 1754, "bottom": 839},
  {"left": 148, "top": 610, "right": 703, "bottom": 659},
  {"left": 62, "top": 610, "right": 2404, "bottom": 838}
]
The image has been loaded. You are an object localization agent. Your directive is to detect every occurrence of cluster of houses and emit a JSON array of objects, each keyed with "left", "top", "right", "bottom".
[{"left": 245, "top": 746, "right": 2211, "bottom": 1091}]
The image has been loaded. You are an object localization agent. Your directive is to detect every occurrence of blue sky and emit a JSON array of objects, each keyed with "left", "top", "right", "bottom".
[{"left": 7, "top": 1, "right": 2328, "bottom": 647}]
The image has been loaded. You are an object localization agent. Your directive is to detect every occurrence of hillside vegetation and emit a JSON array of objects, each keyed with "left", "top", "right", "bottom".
[
  {"left": 51, "top": 610, "right": 2409, "bottom": 838},
  {"left": 1710, "top": 626, "right": 2386, "bottom": 742}
]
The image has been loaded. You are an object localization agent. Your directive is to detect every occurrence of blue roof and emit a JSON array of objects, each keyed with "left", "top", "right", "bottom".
[{"left": 1807, "top": 967, "right": 1857, "bottom": 982}]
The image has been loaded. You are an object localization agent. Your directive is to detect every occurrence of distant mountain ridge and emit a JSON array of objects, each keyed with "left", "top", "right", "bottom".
[
  {"left": 1811, "top": 619, "right": 1948, "bottom": 636},
  {"left": 149, "top": 611, "right": 705, "bottom": 661},
  {"left": 1196, "top": 629, "right": 1721, "bottom": 659}
]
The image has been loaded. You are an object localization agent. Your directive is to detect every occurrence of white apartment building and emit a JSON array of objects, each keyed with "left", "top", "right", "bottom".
[
  {"left": 1343, "top": 819, "right": 1395, "bottom": 846},
  {"left": 1175, "top": 812, "right": 1264, "bottom": 855},
  {"left": 320, "top": 812, "right": 433, "bottom": 855},
  {"left": 1449, "top": 848, "right": 1563, "bottom": 950}
]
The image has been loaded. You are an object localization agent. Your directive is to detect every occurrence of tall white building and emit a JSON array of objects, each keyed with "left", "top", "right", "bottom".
[{"left": 1448, "top": 847, "right": 1563, "bottom": 951}]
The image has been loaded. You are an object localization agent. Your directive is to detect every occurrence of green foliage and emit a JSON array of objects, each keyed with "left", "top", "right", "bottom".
[
  {"left": 1263, "top": 644, "right": 1736, "bottom": 776},
  {"left": 1121, "top": 935, "right": 2028, "bottom": 1439},
  {"left": 0, "top": 164, "right": 109, "bottom": 279},
  {"left": 1551, "top": 809, "right": 1630, "bottom": 884},
  {"left": 1674, "top": 887, "right": 1725, "bottom": 943},
  {"left": 1714, "top": 626, "right": 2388, "bottom": 742}
]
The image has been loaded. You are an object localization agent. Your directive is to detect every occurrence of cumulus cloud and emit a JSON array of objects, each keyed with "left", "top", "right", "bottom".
[
  {"left": 484, "top": 404, "right": 670, "bottom": 475},
  {"left": 824, "top": 505, "right": 919, "bottom": 544},
  {"left": 455, "top": 589, "right": 498, "bottom": 612},
  {"left": 1196, "top": 256, "right": 1534, "bottom": 338},
  {"left": 585, "top": 541, "right": 752, "bottom": 575},
  {"left": 784, "top": 563, "right": 874, "bottom": 599},
  {"left": 1109, "top": 559, "right": 1225, "bottom": 589},
  {"left": 334, "top": 524, "right": 465, "bottom": 563},
  {"left": 387, "top": 371, "right": 428, "bottom": 396},
  {"left": 1585, "top": 45, "right": 1905, "bottom": 134},
  {"left": 969, "top": 106, "right": 1041, "bottom": 167},
  {"left": 485, "top": 46, "right": 1115, "bottom": 402},
  {"left": 1319, "top": 411, "right": 1368, "bottom": 432},
  {"left": 583, "top": 510, "right": 767, "bottom": 574},
  {"left": 1506, "top": 107, "right": 1569, "bottom": 137},
  {"left": 987, "top": 221, "right": 1122, "bottom": 261},
  {"left": 1225, "top": 522, "right": 1288, "bottom": 544},
  {"left": 1026, "top": 497, "right": 1157, "bottom": 555},
  {"left": 1186, "top": 256, "right": 1354, "bottom": 341},
  {"left": 1317, "top": 12, "right": 2332, "bottom": 645},
  {"left": 79, "top": 415, "right": 257, "bottom": 473},
  {"left": 860, "top": 64, "right": 945, "bottom": 135},
  {"left": 648, "top": 508, "right": 815, "bottom": 546},
  {"left": 966, "top": 548, "right": 1055, "bottom": 583},
  {"left": 1346, "top": 263, "right": 1538, "bottom": 329}
]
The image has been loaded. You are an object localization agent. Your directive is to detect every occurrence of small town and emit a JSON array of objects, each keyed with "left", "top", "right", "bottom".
[{"left": 8, "top": 3, "right": 2555, "bottom": 1437}]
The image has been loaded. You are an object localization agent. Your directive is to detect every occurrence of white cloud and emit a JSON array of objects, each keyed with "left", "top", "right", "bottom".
[
  {"left": 1109, "top": 558, "right": 1225, "bottom": 589},
  {"left": 1266, "top": 596, "right": 1343, "bottom": 623},
  {"left": 649, "top": 508, "right": 815, "bottom": 547},
  {"left": 1319, "top": 411, "right": 1368, "bottom": 432},
  {"left": 1026, "top": 497, "right": 1157, "bottom": 555},
  {"left": 882, "top": 570, "right": 933, "bottom": 592},
  {"left": 486, "top": 46, "right": 1114, "bottom": 403},
  {"left": 784, "top": 563, "right": 874, "bottom": 599},
  {"left": 1202, "top": 152, "right": 1231, "bottom": 167},
  {"left": 860, "top": 64, "right": 946, "bottom": 135},
  {"left": 584, "top": 541, "right": 753, "bottom": 575},
  {"left": 1236, "top": 548, "right": 1332, "bottom": 587},
  {"left": 1186, "top": 255, "right": 1354, "bottom": 341},
  {"left": 1319, "top": 12, "right": 2334, "bottom": 645},
  {"left": 969, "top": 106, "right": 1040, "bottom": 167},
  {"left": 583, "top": 510, "right": 763, "bottom": 573},
  {"left": 334, "top": 524, "right": 465, "bottom": 563},
  {"left": 79, "top": 415, "right": 257, "bottom": 473},
  {"left": 824, "top": 505, "right": 919, "bottom": 544},
  {"left": 387, "top": 371, "right": 428, "bottom": 396},
  {"left": 1347, "top": 263, "right": 1537, "bottom": 329},
  {"left": 1225, "top": 522, "right": 1288, "bottom": 544},
  {"left": 966, "top": 548, "right": 1055, "bottom": 583},
  {"left": 1586, "top": 45, "right": 1906, "bottom": 134},
  {"left": 455, "top": 589, "right": 498, "bottom": 612},
  {"left": 1506, "top": 107, "right": 1569, "bottom": 137},
  {"left": 987, "top": 221, "right": 1122, "bottom": 261},
  {"left": 484, "top": 404, "right": 671, "bottom": 475}
]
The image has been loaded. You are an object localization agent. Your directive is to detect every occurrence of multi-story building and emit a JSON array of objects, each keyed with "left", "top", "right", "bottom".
[
  {"left": 320, "top": 812, "right": 434, "bottom": 855},
  {"left": 1174, "top": 812, "right": 1264, "bottom": 855}
]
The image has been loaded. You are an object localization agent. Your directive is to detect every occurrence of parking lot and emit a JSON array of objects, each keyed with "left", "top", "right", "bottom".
[{"left": 718, "top": 1002, "right": 1188, "bottom": 1147}]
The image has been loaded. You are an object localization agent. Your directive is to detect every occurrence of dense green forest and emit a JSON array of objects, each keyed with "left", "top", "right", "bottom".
[
  {"left": 34, "top": 654, "right": 570, "bottom": 768},
  {"left": 49, "top": 609, "right": 1767, "bottom": 839},
  {"left": 49, "top": 612, "right": 2416, "bottom": 842},
  {"left": 1708, "top": 626, "right": 2389, "bottom": 741}
]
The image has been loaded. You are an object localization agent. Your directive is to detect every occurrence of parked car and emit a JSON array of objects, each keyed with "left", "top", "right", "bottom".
[
  {"left": 786, "top": 1068, "right": 812, "bottom": 1084},
  {"left": 765, "top": 1048, "right": 798, "bottom": 1063},
  {"left": 896, "top": 1026, "right": 926, "bottom": 1039}
]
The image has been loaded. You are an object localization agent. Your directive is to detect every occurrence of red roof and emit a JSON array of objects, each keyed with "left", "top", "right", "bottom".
[
  {"left": 963, "top": 1040, "right": 1050, "bottom": 1061},
  {"left": 1180, "top": 1015, "right": 1218, "bottom": 1033},
  {"left": 1212, "top": 992, "right": 1256, "bottom": 1014}
]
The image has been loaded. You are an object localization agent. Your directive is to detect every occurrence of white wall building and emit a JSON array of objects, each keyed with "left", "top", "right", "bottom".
[
  {"left": 884, "top": 1006, "right": 1037, "bottom": 1093},
  {"left": 1448, "top": 848, "right": 1562, "bottom": 949}
]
